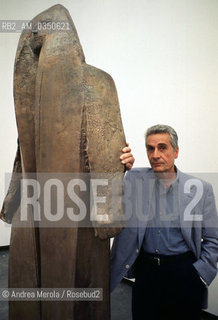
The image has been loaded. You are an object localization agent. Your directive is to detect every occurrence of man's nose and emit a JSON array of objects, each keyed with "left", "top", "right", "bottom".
[{"left": 153, "top": 148, "right": 160, "bottom": 159}]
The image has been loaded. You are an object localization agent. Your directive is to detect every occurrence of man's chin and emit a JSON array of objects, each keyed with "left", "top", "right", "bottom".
[
  {"left": 152, "top": 166, "right": 164, "bottom": 172},
  {"left": 152, "top": 167, "right": 169, "bottom": 176}
]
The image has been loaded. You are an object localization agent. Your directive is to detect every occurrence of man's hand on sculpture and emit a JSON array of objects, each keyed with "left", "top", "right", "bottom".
[{"left": 120, "top": 142, "right": 135, "bottom": 170}]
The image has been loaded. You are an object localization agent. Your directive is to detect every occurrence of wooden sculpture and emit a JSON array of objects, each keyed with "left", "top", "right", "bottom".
[{"left": 0, "top": 4, "right": 126, "bottom": 319}]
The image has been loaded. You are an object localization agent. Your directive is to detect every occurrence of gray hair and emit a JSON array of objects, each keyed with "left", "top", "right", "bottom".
[{"left": 145, "top": 124, "right": 178, "bottom": 150}]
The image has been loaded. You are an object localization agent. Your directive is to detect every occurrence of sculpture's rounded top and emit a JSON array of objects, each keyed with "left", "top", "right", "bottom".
[{"left": 29, "top": 4, "right": 85, "bottom": 63}]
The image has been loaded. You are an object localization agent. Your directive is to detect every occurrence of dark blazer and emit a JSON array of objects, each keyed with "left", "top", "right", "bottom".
[{"left": 110, "top": 168, "right": 218, "bottom": 308}]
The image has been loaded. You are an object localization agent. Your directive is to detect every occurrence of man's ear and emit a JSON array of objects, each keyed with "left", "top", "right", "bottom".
[{"left": 175, "top": 146, "right": 179, "bottom": 159}]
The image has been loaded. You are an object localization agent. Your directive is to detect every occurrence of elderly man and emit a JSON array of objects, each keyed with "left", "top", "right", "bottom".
[{"left": 112, "top": 124, "right": 218, "bottom": 320}]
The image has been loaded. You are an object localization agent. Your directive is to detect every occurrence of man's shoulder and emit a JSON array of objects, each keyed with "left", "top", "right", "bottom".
[
  {"left": 178, "top": 170, "right": 212, "bottom": 189},
  {"left": 128, "top": 167, "right": 151, "bottom": 174},
  {"left": 125, "top": 167, "right": 153, "bottom": 179}
]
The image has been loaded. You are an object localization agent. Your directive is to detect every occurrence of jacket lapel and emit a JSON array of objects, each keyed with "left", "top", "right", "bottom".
[
  {"left": 178, "top": 172, "right": 197, "bottom": 255},
  {"left": 137, "top": 170, "right": 156, "bottom": 247}
]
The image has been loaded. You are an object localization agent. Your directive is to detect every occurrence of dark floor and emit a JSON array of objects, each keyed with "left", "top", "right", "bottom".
[{"left": 0, "top": 247, "right": 217, "bottom": 320}]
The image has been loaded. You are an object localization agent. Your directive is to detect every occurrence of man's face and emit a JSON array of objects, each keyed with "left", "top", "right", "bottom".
[{"left": 146, "top": 133, "right": 179, "bottom": 173}]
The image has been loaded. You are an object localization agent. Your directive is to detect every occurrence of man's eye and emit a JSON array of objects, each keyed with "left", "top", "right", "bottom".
[{"left": 159, "top": 145, "right": 166, "bottom": 150}]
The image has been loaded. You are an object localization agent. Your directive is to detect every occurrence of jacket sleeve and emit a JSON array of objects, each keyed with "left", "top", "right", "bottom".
[{"left": 193, "top": 183, "right": 218, "bottom": 285}]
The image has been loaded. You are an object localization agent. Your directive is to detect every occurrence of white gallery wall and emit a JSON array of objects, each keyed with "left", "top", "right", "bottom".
[{"left": 0, "top": 0, "right": 218, "bottom": 315}]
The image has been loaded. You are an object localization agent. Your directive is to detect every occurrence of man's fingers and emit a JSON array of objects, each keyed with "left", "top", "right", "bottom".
[
  {"left": 120, "top": 142, "right": 135, "bottom": 170},
  {"left": 120, "top": 152, "right": 133, "bottom": 161},
  {"left": 125, "top": 162, "right": 133, "bottom": 170},
  {"left": 121, "top": 155, "right": 135, "bottom": 165},
  {"left": 121, "top": 147, "right": 131, "bottom": 154},
  {"left": 122, "top": 142, "right": 131, "bottom": 154},
  {"left": 121, "top": 144, "right": 132, "bottom": 158}
]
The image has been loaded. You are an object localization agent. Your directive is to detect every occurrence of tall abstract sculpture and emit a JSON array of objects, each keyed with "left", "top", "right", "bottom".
[{"left": 0, "top": 5, "right": 126, "bottom": 319}]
